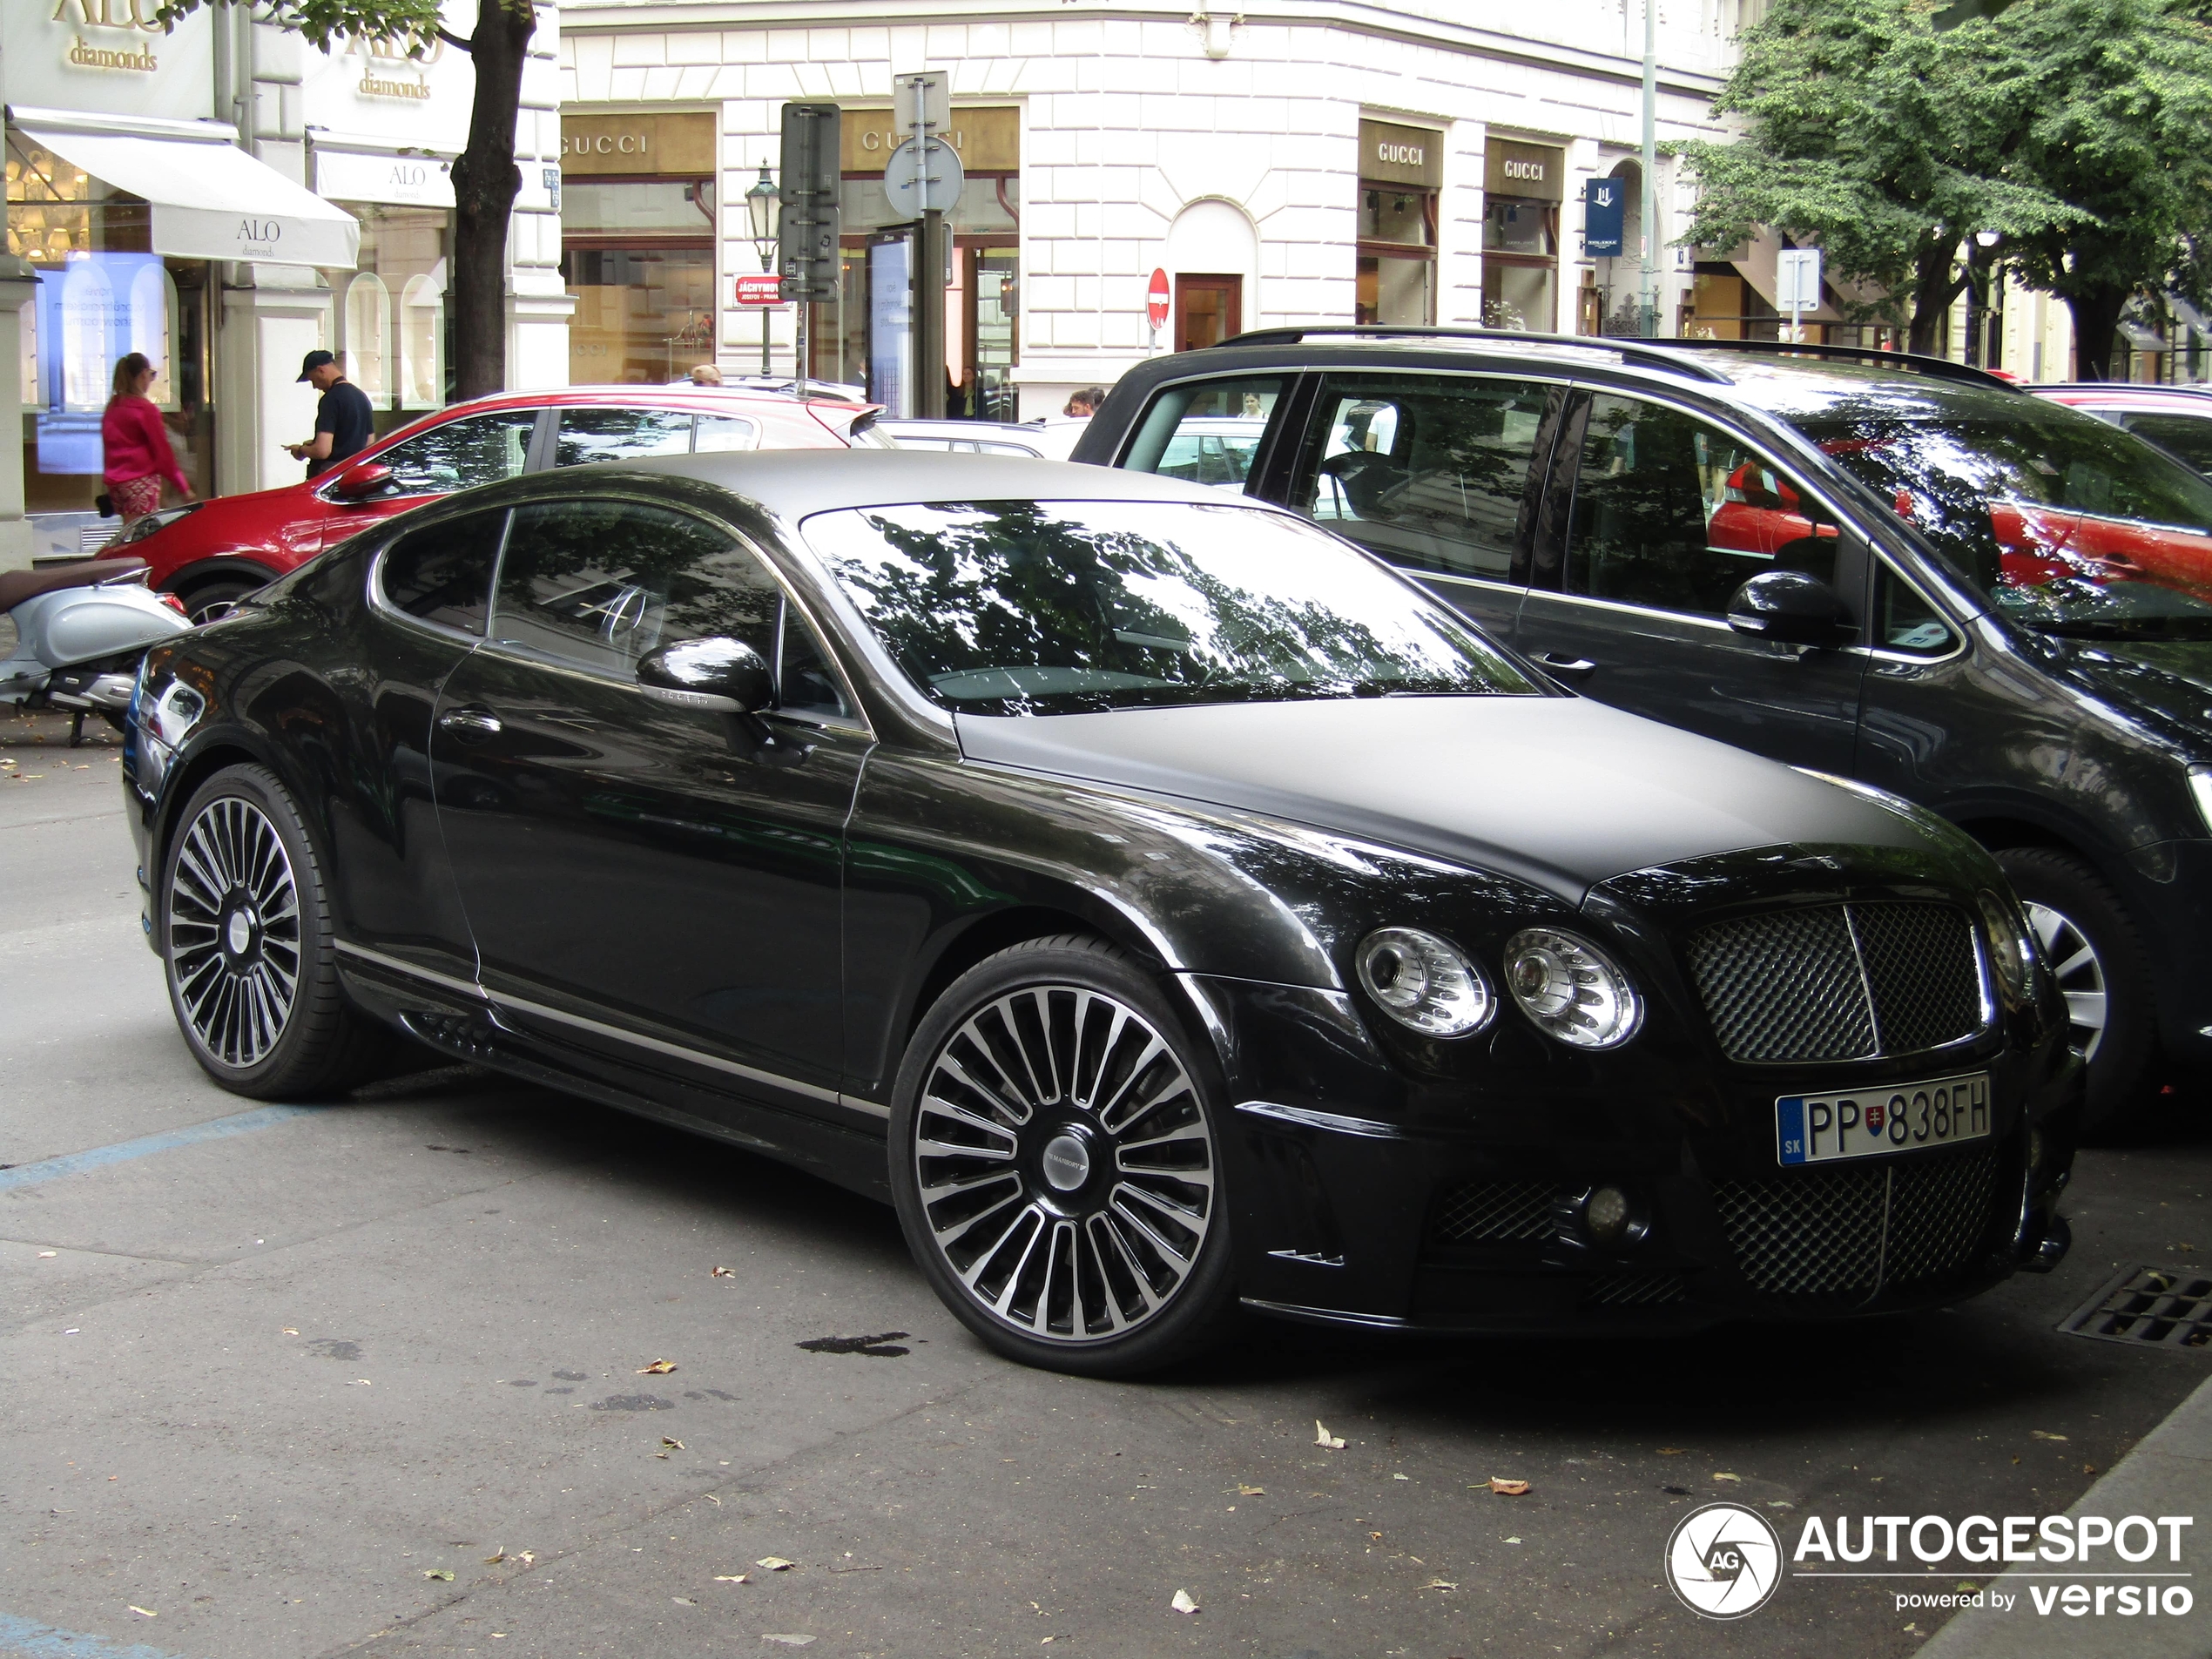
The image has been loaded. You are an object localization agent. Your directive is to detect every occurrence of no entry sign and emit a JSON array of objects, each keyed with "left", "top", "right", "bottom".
[
  {"left": 1147, "top": 268, "right": 1170, "bottom": 330},
  {"left": 736, "top": 273, "right": 784, "bottom": 306}
]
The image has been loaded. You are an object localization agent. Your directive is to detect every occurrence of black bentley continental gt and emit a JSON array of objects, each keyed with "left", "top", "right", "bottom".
[{"left": 125, "top": 453, "right": 2080, "bottom": 1373}]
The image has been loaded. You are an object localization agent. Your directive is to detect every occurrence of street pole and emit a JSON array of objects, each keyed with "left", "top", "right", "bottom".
[{"left": 1640, "top": 0, "right": 1659, "bottom": 339}]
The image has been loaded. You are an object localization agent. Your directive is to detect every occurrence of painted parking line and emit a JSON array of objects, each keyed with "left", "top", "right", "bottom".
[
  {"left": 0, "top": 1610, "right": 204, "bottom": 1659},
  {"left": 0, "top": 1106, "right": 320, "bottom": 1196}
]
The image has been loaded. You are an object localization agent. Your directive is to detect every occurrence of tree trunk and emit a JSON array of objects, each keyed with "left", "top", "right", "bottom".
[
  {"left": 448, "top": 0, "right": 535, "bottom": 401},
  {"left": 2066, "top": 287, "right": 2129, "bottom": 381},
  {"left": 1905, "top": 235, "right": 1962, "bottom": 357}
]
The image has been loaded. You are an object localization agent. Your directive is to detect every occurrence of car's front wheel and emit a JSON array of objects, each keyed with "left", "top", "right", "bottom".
[
  {"left": 888, "top": 936, "right": 1236, "bottom": 1375},
  {"left": 174, "top": 573, "right": 269, "bottom": 626},
  {"left": 160, "top": 763, "right": 388, "bottom": 1098}
]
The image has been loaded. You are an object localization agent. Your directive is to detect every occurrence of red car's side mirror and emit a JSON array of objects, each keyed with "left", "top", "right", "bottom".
[{"left": 330, "top": 462, "right": 394, "bottom": 502}]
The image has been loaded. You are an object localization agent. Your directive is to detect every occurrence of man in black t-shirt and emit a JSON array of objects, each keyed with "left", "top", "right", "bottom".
[{"left": 288, "top": 350, "right": 374, "bottom": 479}]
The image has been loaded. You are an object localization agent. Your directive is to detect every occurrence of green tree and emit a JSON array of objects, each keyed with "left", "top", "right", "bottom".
[
  {"left": 1680, "top": 0, "right": 2074, "bottom": 354},
  {"left": 155, "top": 0, "right": 536, "bottom": 401},
  {"left": 1983, "top": 0, "right": 2212, "bottom": 378}
]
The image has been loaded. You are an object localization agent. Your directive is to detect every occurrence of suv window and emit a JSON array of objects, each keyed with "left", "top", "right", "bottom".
[
  {"left": 1119, "top": 377, "right": 1283, "bottom": 490},
  {"left": 1878, "top": 565, "right": 1959, "bottom": 656},
  {"left": 1285, "top": 374, "right": 1549, "bottom": 582},
  {"left": 377, "top": 509, "right": 509, "bottom": 636},
  {"left": 1565, "top": 394, "right": 1841, "bottom": 617},
  {"left": 375, "top": 409, "right": 539, "bottom": 495},
  {"left": 2121, "top": 411, "right": 2212, "bottom": 476},
  {"left": 553, "top": 408, "right": 699, "bottom": 467}
]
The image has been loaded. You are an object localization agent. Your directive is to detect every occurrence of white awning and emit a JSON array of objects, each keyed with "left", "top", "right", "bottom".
[{"left": 10, "top": 107, "right": 357, "bottom": 270}]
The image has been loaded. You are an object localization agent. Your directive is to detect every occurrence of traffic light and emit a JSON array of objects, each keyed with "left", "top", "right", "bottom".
[{"left": 778, "top": 102, "right": 841, "bottom": 304}]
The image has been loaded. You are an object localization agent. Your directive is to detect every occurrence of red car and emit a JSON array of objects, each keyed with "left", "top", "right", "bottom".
[
  {"left": 2031, "top": 382, "right": 2212, "bottom": 479},
  {"left": 98, "top": 385, "right": 886, "bottom": 621}
]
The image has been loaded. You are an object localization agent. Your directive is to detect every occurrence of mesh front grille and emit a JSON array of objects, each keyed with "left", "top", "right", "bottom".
[
  {"left": 1430, "top": 1179, "right": 1558, "bottom": 1244},
  {"left": 1716, "top": 1143, "right": 2002, "bottom": 1299},
  {"left": 1686, "top": 901, "right": 1984, "bottom": 1064},
  {"left": 1584, "top": 1269, "right": 1689, "bottom": 1308}
]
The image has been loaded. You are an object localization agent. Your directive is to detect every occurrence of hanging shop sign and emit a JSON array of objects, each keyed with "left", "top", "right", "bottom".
[
  {"left": 1584, "top": 177, "right": 1625, "bottom": 258},
  {"left": 560, "top": 111, "right": 717, "bottom": 177},
  {"left": 1358, "top": 118, "right": 1442, "bottom": 189}
]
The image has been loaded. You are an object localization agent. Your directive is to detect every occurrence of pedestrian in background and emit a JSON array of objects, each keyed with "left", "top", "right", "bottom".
[
  {"left": 285, "top": 350, "right": 374, "bottom": 479},
  {"left": 690, "top": 364, "right": 724, "bottom": 386},
  {"left": 101, "top": 352, "right": 192, "bottom": 528},
  {"left": 1063, "top": 387, "right": 1107, "bottom": 417}
]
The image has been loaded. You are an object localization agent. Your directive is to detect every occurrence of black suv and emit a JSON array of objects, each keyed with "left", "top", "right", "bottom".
[{"left": 1073, "top": 329, "right": 2212, "bottom": 1133}]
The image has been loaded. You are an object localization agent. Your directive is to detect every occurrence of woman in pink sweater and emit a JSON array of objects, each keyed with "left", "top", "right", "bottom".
[{"left": 101, "top": 352, "right": 193, "bottom": 526}]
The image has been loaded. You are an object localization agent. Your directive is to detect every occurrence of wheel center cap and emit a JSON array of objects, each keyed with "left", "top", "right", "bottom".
[
  {"left": 1040, "top": 1132, "right": 1091, "bottom": 1193},
  {"left": 225, "top": 911, "right": 254, "bottom": 955}
]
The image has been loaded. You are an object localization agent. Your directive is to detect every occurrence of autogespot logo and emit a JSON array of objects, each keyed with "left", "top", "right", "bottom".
[{"left": 1667, "top": 1502, "right": 1784, "bottom": 1619}]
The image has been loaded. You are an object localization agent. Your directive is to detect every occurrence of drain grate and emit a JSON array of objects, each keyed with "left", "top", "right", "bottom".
[{"left": 2058, "top": 1264, "right": 2212, "bottom": 1349}]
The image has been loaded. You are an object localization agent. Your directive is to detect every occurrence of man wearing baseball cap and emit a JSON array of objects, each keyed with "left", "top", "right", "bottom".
[{"left": 287, "top": 350, "right": 374, "bottom": 479}]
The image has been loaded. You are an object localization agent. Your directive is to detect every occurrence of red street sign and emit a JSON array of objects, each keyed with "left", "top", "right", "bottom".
[
  {"left": 1147, "top": 268, "right": 1170, "bottom": 330},
  {"left": 736, "top": 273, "right": 784, "bottom": 307}
]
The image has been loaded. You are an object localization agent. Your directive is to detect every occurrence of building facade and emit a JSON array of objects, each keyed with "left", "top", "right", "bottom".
[
  {"left": 555, "top": 0, "right": 1748, "bottom": 420},
  {"left": 0, "top": 0, "right": 571, "bottom": 570}
]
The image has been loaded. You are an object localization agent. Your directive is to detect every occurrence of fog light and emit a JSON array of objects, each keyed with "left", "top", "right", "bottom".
[{"left": 1586, "top": 1185, "right": 1630, "bottom": 1243}]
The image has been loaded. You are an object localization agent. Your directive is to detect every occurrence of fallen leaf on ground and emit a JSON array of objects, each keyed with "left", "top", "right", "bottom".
[
  {"left": 1170, "top": 1588, "right": 1199, "bottom": 1615},
  {"left": 662, "top": 1437, "right": 685, "bottom": 1450},
  {"left": 37, "top": 1251, "right": 57, "bottom": 1258},
  {"left": 422, "top": 1569, "right": 454, "bottom": 1581},
  {"left": 128, "top": 1607, "right": 156, "bottom": 1618},
  {"left": 711, "top": 1266, "right": 735, "bottom": 1278},
  {"left": 756, "top": 1556, "right": 795, "bottom": 1572},
  {"left": 673, "top": 1596, "right": 694, "bottom": 1605},
  {"left": 516, "top": 1551, "right": 536, "bottom": 1567},
  {"left": 2030, "top": 1431, "right": 2067, "bottom": 1441},
  {"left": 1420, "top": 1579, "right": 1459, "bottom": 1591},
  {"left": 1657, "top": 1447, "right": 1683, "bottom": 1455},
  {"left": 281, "top": 1327, "right": 299, "bottom": 1335},
  {"left": 1313, "top": 1420, "right": 1345, "bottom": 1449},
  {"left": 705, "top": 1494, "right": 721, "bottom": 1506},
  {"left": 1712, "top": 1472, "right": 1743, "bottom": 1482},
  {"left": 2084, "top": 1463, "right": 2099, "bottom": 1474},
  {"left": 761, "top": 1637, "right": 815, "bottom": 1649},
  {"left": 1489, "top": 1477, "right": 1530, "bottom": 1496},
  {"left": 714, "top": 1574, "right": 750, "bottom": 1584},
  {"left": 1393, "top": 1473, "right": 1410, "bottom": 1480},
  {"left": 1237, "top": 1485, "right": 1265, "bottom": 1496},
  {"left": 637, "top": 1359, "right": 678, "bottom": 1375},
  {"left": 1503, "top": 1535, "right": 1522, "bottom": 1544},
  {"left": 482, "top": 1549, "right": 505, "bottom": 1564}
]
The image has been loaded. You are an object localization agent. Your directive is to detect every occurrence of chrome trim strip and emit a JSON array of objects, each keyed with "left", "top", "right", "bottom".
[
  {"left": 1238, "top": 1297, "right": 1413, "bottom": 1331},
  {"left": 1233, "top": 1099, "right": 1413, "bottom": 1141},
  {"left": 334, "top": 939, "right": 887, "bottom": 1117}
]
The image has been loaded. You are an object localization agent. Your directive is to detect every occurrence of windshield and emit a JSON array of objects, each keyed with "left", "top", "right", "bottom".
[
  {"left": 1782, "top": 391, "right": 2212, "bottom": 637},
  {"left": 806, "top": 499, "right": 1540, "bottom": 715}
]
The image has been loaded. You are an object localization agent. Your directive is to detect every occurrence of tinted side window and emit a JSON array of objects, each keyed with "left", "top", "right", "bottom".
[
  {"left": 1120, "top": 377, "right": 1284, "bottom": 490},
  {"left": 693, "top": 414, "right": 759, "bottom": 454},
  {"left": 490, "top": 501, "right": 781, "bottom": 678},
  {"left": 1878, "top": 566, "right": 1959, "bottom": 656},
  {"left": 1566, "top": 395, "right": 1840, "bottom": 617},
  {"left": 1285, "top": 374, "right": 1548, "bottom": 581},
  {"left": 554, "top": 408, "right": 697, "bottom": 467},
  {"left": 377, "top": 509, "right": 508, "bottom": 635},
  {"left": 377, "top": 410, "right": 538, "bottom": 495},
  {"left": 2121, "top": 412, "right": 2212, "bottom": 476},
  {"left": 779, "top": 613, "right": 852, "bottom": 719}
]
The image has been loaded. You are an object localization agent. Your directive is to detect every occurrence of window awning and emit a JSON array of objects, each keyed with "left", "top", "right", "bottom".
[{"left": 10, "top": 106, "right": 358, "bottom": 270}]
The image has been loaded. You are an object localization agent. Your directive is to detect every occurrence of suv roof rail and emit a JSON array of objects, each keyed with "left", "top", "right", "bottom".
[
  {"left": 1635, "top": 337, "right": 2022, "bottom": 392},
  {"left": 1214, "top": 324, "right": 1737, "bottom": 385}
]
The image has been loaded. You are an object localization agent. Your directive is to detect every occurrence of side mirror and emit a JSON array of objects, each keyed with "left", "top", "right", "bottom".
[
  {"left": 1726, "top": 569, "right": 1855, "bottom": 647},
  {"left": 637, "top": 637, "right": 773, "bottom": 714},
  {"left": 330, "top": 461, "right": 394, "bottom": 501}
]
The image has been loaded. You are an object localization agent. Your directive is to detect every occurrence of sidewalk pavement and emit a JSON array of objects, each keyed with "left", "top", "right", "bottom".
[{"left": 1923, "top": 1367, "right": 2212, "bottom": 1656}]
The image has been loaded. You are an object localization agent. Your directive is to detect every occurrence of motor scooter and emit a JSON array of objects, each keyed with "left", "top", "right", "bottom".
[{"left": 0, "top": 560, "right": 192, "bottom": 745}]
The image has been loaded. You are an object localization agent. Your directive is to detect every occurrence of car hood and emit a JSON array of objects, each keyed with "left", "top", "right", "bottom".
[
  {"left": 2046, "top": 633, "right": 2212, "bottom": 745},
  {"left": 953, "top": 696, "right": 1926, "bottom": 904}
]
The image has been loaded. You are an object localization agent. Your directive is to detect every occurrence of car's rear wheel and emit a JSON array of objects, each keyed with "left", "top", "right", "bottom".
[
  {"left": 1996, "top": 847, "right": 2157, "bottom": 1137},
  {"left": 161, "top": 763, "right": 389, "bottom": 1098},
  {"left": 888, "top": 935, "right": 1236, "bottom": 1376},
  {"left": 174, "top": 574, "right": 268, "bottom": 625}
]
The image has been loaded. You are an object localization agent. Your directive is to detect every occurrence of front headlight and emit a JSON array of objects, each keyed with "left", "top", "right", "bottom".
[
  {"left": 1355, "top": 927, "right": 1494, "bottom": 1037},
  {"left": 1979, "top": 888, "right": 2035, "bottom": 1004},
  {"left": 1503, "top": 928, "right": 1642, "bottom": 1049}
]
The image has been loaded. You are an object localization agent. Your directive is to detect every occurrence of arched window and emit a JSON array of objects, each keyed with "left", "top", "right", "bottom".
[
  {"left": 61, "top": 258, "right": 113, "bottom": 410},
  {"left": 344, "top": 272, "right": 393, "bottom": 406},
  {"left": 400, "top": 273, "right": 443, "bottom": 409},
  {"left": 128, "top": 261, "right": 179, "bottom": 411}
]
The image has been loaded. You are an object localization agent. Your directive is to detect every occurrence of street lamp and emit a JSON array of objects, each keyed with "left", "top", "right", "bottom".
[
  {"left": 1966, "top": 228, "right": 2001, "bottom": 370},
  {"left": 745, "top": 164, "right": 780, "bottom": 377}
]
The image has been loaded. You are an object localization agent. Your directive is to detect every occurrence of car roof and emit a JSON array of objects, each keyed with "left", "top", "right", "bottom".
[
  {"left": 442, "top": 384, "right": 871, "bottom": 414},
  {"left": 554, "top": 448, "right": 1273, "bottom": 516}
]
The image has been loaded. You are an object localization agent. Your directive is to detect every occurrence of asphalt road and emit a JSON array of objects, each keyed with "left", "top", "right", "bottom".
[{"left": 4, "top": 715, "right": 2209, "bottom": 1659}]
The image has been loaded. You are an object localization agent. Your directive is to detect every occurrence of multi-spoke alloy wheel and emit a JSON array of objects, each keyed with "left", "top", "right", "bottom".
[
  {"left": 168, "top": 794, "right": 303, "bottom": 1068},
  {"left": 2025, "top": 900, "right": 2107, "bottom": 1062},
  {"left": 892, "top": 938, "right": 1233, "bottom": 1373}
]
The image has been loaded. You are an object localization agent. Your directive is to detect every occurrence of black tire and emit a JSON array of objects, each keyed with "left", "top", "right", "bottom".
[
  {"left": 174, "top": 575, "right": 266, "bottom": 626},
  {"left": 1996, "top": 847, "right": 2159, "bottom": 1137},
  {"left": 159, "top": 762, "right": 390, "bottom": 1098},
  {"left": 888, "top": 934, "right": 1237, "bottom": 1376}
]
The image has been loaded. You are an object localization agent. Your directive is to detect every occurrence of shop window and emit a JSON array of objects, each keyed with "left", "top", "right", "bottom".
[
  {"left": 334, "top": 205, "right": 451, "bottom": 428},
  {"left": 344, "top": 273, "right": 393, "bottom": 406},
  {"left": 1356, "top": 187, "right": 1437, "bottom": 327},
  {"left": 1482, "top": 140, "right": 1565, "bottom": 334},
  {"left": 401, "top": 275, "right": 444, "bottom": 410}
]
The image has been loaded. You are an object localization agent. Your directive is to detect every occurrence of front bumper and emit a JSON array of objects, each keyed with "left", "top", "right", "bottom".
[
  {"left": 2125, "top": 836, "right": 2212, "bottom": 1067},
  {"left": 1188, "top": 974, "right": 2080, "bottom": 1336}
]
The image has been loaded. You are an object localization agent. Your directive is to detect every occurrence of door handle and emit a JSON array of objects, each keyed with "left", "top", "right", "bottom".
[
  {"left": 437, "top": 706, "right": 503, "bottom": 743},
  {"left": 1536, "top": 652, "right": 1597, "bottom": 679}
]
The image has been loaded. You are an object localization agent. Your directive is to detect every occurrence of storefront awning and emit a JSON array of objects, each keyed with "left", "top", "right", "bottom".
[{"left": 10, "top": 106, "right": 357, "bottom": 270}]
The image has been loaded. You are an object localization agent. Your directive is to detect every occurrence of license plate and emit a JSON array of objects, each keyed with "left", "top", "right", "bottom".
[{"left": 1775, "top": 1072, "right": 1991, "bottom": 1166}]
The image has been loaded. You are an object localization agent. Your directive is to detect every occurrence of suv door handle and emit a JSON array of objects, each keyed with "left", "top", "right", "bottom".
[
  {"left": 1536, "top": 653, "right": 1597, "bottom": 679},
  {"left": 437, "top": 706, "right": 503, "bottom": 743}
]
